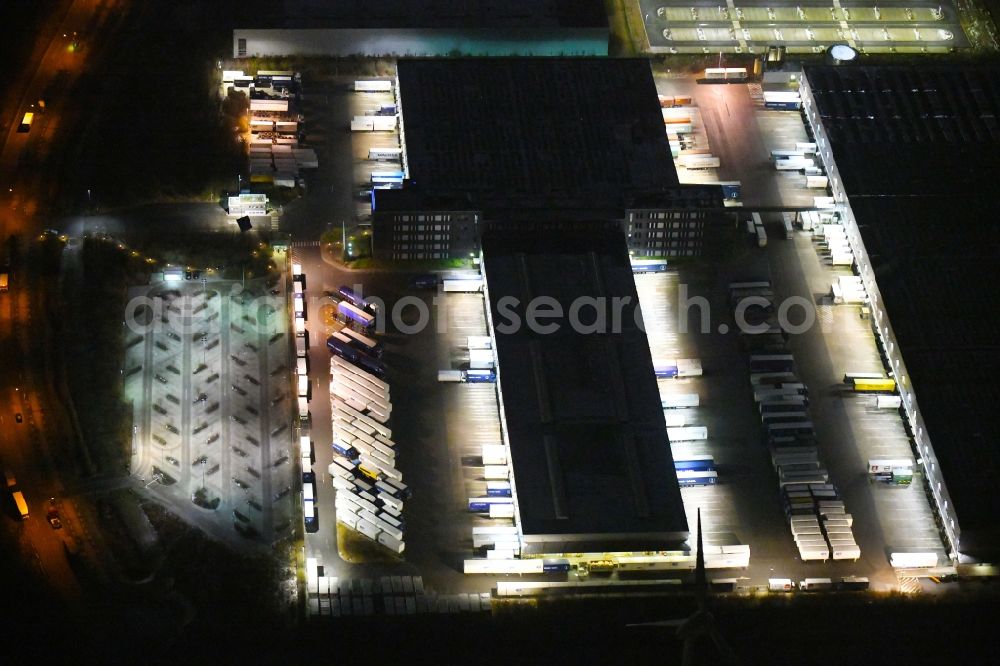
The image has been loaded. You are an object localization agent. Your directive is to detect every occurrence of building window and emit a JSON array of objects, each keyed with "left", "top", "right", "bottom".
[{"left": 237, "top": 38, "right": 247, "bottom": 57}]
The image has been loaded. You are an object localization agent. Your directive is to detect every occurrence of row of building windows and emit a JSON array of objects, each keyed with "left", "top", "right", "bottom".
[
  {"left": 393, "top": 252, "right": 449, "bottom": 259},
  {"left": 630, "top": 230, "right": 701, "bottom": 240},
  {"left": 629, "top": 211, "right": 697, "bottom": 221},
  {"left": 394, "top": 214, "right": 454, "bottom": 223},
  {"left": 392, "top": 243, "right": 450, "bottom": 251},
  {"left": 394, "top": 224, "right": 452, "bottom": 232},
  {"left": 628, "top": 221, "right": 703, "bottom": 232},
  {"left": 481, "top": 220, "right": 618, "bottom": 233},
  {"left": 633, "top": 247, "right": 700, "bottom": 257},
  {"left": 394, "top": 233, "right": 451, "bottom": 242}
]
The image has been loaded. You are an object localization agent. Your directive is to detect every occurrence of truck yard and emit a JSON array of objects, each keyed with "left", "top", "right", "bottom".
[{"left": 270, "top": 64, "right": 957, "bottom": 610}]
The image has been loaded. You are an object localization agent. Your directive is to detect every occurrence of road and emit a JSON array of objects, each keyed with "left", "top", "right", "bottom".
[
  {"left": 0, "top": 0, "right": 126, "bottom": 605},
  {"left": 1, "top": 0, "right": 126, "bottom": 237},
  {"left": 0, "top": 267, "right": 81, "bottom": 599}
]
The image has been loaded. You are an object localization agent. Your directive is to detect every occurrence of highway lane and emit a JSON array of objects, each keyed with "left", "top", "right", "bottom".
[
  {"left": 0, "top": 275, "right": 81, "bottom": 600},
  {"left": 0, "top": 0, "right": 125, "bottom": 238},
  {"left": 0, "top": 0, "right": 126, "bottom": 606}
]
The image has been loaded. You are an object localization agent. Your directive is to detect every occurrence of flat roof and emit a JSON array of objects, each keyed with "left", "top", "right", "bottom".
[
  {"left": 237, "top": 0, "right": 607, "bottom": 29},
  {"left": 805, "top": 64, "right": 1000, "bottom": 554},
  {"left": 396, "top": 58, "right": 679, "bottom": 205},
  {"left": 482, "top": 227, "right": 688, "bottom": 552}
]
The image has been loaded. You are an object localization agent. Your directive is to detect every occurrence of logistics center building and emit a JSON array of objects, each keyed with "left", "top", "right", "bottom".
[
  {"left": 233, "top": 0, "right": 609, "bottom": 58},
  {"left": 800, "top": 64, "right": 1000, "bottom": 560},
  {"left": 372, "top": 57, "right": 723, "bottom": 261},
  {"left": 482, "top": 226, "right": 689, "bottom": 554}
]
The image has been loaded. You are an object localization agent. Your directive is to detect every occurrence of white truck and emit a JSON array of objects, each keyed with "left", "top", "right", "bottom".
[{"left": 442, "top": 278, "right": 483, "bottom": 293}]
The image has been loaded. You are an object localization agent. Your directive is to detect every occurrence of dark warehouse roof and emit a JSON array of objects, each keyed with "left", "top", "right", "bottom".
[
  {"left": 482, "top": 227, "right": 688, "bottom": 552},
  {"left": 239, "top": 0, "right": 608, "bottom": 30},
  {"left": 396, "top": 58, "right": 679, "bottom": 204},
  {"left": 805, "top": 64, "right": 1000, "bottom": 555}
]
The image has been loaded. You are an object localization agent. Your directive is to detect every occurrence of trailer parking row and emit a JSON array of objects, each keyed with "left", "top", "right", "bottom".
[
  {"left": 729, "top": 280, "right": 861, "bottom": 562},
  {"left": 223, "top": 69, "right": 319, "bottom": 189},
  {"left": 323, "top": 299, "right": 408, "bottom": 555}
]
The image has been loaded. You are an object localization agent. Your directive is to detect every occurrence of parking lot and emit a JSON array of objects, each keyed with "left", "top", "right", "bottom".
[
  {"left": 126, "top": 269, "right": 295, "bottom": 544},
  {"left": 635, "top": 243, "right": 944, "bottom": 588},
  {"left": 764, "top": 223, "right": 946, "bottom": 568},
  {"left": 638, "top": 0, "right": 967, "bottom": 53},
  {"left": 296, "top": 252, "right": 520, "bottom": 600},
  {"left": 638, "top": 271, "right": 800, "bottom": 570},
  {"left": 632, "top": 72, "right": 946, "bottom": 587}
]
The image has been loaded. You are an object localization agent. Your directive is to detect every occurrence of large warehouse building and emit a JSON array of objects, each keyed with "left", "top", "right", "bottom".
[
  {"left": 482, "top": 226, "right": 689, "bottom": 555},
  {"left": 233, "top": 0, "right": 609, "bottom": 58},
  {"left": 373, "top": 57, "right": 723, "bottom": 261},
  {"left": 800, "top": 64, "right": 1000, "bottom": 561}
]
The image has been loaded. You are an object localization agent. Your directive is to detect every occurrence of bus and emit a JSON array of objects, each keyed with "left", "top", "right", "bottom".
[
  {"left": 337, "top": 301, "right": 376, "bottom": 329},
  {"left": 339, "top": 326, "right": 383, "bottom": 358}
]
